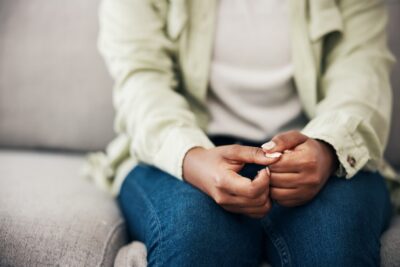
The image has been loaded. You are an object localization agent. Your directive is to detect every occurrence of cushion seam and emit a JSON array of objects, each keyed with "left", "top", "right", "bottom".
[{"left": 99, "top": 219, "right": 126, "bottom": 267}]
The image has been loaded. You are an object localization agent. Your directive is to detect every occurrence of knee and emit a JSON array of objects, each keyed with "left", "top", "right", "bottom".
[
  {"left": 290, "top": 231, "right": 380, "bottom": 267},
  {"left": 159, "top": 193, "right": 263, "bottom": 266},
  {"left": 168, "top": 193, "right": 252, "bottom": 250},
  {"left": 277, "top": 210, "right": 381, "bottom": 267}
]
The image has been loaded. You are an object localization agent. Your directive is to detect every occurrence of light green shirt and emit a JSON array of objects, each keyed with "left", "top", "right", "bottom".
[{"left": 82, "top": 0, "right": 398, "bottom": 198}]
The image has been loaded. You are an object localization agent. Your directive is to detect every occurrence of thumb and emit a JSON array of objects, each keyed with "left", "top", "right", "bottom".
[
  {"left": 221, "top": 145, "right": 281, "bottom": 165},
  {"left": 249, "top": 167, "right": 271, "bottom": 197},
  {"left": 261, "top": 130, "right": 308, "bottom": 154}
]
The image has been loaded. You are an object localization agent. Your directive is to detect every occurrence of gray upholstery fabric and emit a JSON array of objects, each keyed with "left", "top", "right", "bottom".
[
  {"left": 0, "top": 0, "right": 114, "bottom": 151},
  {"left": 385, "top": 0, "right": 400, "bottom": 169},
  {"left": 381, "top": 216, "right": 400, "bottom": 267},
  {"left": 114, "top": 242, "right": 148, "bottom": 267},
  {"left": 0, "top": 150, "right": 128, "bottom": 267}
]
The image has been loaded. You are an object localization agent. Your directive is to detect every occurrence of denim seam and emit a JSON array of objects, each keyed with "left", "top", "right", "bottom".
[
  {"left": 263, "top": 218, "right": 292, "bottom": 267},
  {"left": 131, "top": 178, "right": 164, "bottom": 267}
]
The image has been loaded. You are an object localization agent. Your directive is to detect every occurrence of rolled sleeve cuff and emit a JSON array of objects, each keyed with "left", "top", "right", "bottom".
[
  {"left": 301, "top": 112, "right": 370, "bottom": 179},
  {"left": 153, "top": 127, "right": 216, "bottom": 180}
]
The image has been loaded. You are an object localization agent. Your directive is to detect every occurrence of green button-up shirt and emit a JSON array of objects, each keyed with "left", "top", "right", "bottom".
[{"left": 83, "top": 0, "right": 399, "bottom": 202}]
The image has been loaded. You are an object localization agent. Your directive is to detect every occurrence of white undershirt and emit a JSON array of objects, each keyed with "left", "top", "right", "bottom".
[{"left": 206, "top": 0, "right": 303, "bottom": 141}]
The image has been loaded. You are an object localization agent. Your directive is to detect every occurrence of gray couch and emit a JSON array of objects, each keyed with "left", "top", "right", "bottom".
[{"left": 0, "top": 0, "right": 399, "bottom": 266}]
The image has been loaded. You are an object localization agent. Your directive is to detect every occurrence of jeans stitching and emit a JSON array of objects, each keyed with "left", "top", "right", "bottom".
[
  {"left": 130, "top": 177, "right": 164, "bottom": 267},
  {"left": 263, "top": 218, "right": 292, "bottom": 267}
]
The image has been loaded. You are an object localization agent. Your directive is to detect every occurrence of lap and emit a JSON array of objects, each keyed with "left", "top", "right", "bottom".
[
  {"left": 262, "top": 170, "right": 392, "bottom": 267},
  {"left": 118, "top": 163, "right": 265, "bottom": 267},
  {"left": 118, "top": 162, "right": 392, "bottom": 267}
]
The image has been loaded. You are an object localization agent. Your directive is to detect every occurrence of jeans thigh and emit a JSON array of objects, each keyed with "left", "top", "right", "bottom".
[
  {"left": 262, "top": 171, "right": 393, "bottom": 267},
  {"left": 118, "top": 163, "right": 265, "bottom": 267}
]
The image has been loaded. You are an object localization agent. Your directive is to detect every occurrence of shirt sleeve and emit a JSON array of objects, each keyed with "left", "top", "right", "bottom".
[
  {"left": 301, "top": 0, "right": 395, "bottom": 178},
  {"left": 98, "top": 0, "right": 215, "bottom": 180}
]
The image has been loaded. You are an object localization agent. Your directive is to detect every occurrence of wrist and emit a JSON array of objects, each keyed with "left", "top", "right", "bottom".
[
  {"left": 182, "top": 146, "right": 207, "bottom": 182},
  {"left": 316, "top": 139, "right": 339, "bottom": 176}
]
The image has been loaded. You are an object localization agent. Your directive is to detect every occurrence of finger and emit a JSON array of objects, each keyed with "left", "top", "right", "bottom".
[
  {"left": 220, "top": 192, "right": 269, "bottom": 208},
  {"left": 268, "top": 151, "right": 303, "bottom": 173},
  {"left": 222, "top": 200, "right": 272, "bottom": 215},
  {"left": 269, "top": 172, "right": 300, "bottom": 188},
  {"left": 220, "top": 168, "right": 269, "bottom": 198},
  {"left": 215, "top": 170, "right": 253, "bottom": 198},
  {"left": 270, "top": 187, "right": 302, "bottom": 202},
  {"left": 221, "top": 145, "right": 281, "bottom": 165},
  {"left": 261, "top": 130, "right": 308, "bottom": 154},
  {"left": 250, "top": 168, "right": 270, "bottom": 195}
]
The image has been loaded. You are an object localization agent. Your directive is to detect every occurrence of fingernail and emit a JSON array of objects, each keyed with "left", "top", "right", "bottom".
[
  {"left": 261, "top": 141, "right": 276, "bottom": 150},
  {"left": 265, "top": 152, "right": 282, "bottom": 158},
  {"left": 265, "top": 167, "right": 270, "bottom": 176}
]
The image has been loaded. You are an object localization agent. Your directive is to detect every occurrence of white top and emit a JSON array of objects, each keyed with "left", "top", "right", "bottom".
[{"left": 206, "top": 0, "right": 303, "bottom": 141}]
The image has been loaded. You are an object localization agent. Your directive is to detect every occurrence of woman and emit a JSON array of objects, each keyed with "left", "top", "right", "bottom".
[{"left": 86, "top": 0, "right": 395, "bottom": 266}]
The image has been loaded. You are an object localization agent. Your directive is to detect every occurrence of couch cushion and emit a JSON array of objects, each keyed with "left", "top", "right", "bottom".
[
  {"left": 0, "top": 150, "right": 128, "bottom": 266},
  {"left": 381, "top": 216, "right": 400, "bottom": 267},
  {"left": 385, "top": 0, "right": 400, "bottom": 169},
  {"left": 0, "top": 0, "right": 114, "bottom": 151}
]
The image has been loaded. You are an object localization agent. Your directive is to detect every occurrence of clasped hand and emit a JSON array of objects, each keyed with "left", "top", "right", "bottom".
[{"left": 183, "top": 130, "right": 338, "bottom": 218}]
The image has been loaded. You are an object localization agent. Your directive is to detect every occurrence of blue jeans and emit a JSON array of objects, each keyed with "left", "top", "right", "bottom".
[{"left": 118, "top": 136, "right": 392, "bottom": 267}]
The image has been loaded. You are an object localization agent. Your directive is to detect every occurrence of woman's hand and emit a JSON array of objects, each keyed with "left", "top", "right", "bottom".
[
  {"left": 262, "top": 131, "right": 339, "bottom": 207},
  {"left": 183, "top": 145, "right": 279, "bottom": 218}
]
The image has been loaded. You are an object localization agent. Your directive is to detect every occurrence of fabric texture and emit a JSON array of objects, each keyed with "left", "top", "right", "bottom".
[
  {"left": 206, "top": 0, "right": 303, "bottom": 140},
  {"left": 385, "top": 1, "right": 400, "bottom": 170},
  {"left": 0, "top": 150, "right": 128, "bottom": 267},
  {"left": 84, "top": 0, "right": 399, "bottom": 196},
  {"left": 118, "top": 157, "right": 392, "bottom": 267},
  {"left": 381, "top": 216, "right": 400, "bottom": 267},
  {"left": 0, "top": 0, "right": 114, "bottom": 151},
  {"left": 114, "top": 218, "right": 400, "bottom": 267},
  {"left": 114, "top": 242, "right": 148, "bottom": 267}
]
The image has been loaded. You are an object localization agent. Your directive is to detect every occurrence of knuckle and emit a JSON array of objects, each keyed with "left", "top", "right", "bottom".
[
  {"left": 214, "top": 193, "right": 226, "bottom": 205},
  {"left": 230, "top": 144, "right": 241, "bottom": 154},
  {"left": 250, "top": 147, "right": 260, "bottom": 159},
  {"left": 290, "top": 130, "right": 303, "bottom": 138},
  {"left": 253, "top": 195, "right": 265, "bottom": 206},
  {"left": 247, "top": 186, "right": 259, "bottom": 198},
  {"left": 213, "top": 174, "right": 225, "bottom": 188},
  {"left": 303, "top": 156, "right": 317, "bottom": 169},
  {"left": 256, "top": 147, "right": 266, "bottom": 159},
  {"left": 307, "top": 175, "right": 320, "bottom": 186},
  {"left": 259, "top": 194, "right": 268, "bottom": 205}
]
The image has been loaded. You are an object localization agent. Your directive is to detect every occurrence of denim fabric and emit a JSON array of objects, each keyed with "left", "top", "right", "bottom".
[{"left": 118, "top": 136, "right": 392, "bottom": 267}]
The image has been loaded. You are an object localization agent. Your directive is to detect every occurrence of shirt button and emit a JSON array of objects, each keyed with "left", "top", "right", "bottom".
[{"left": 347, "top": 155, "right": 356, "bottom": 168}]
